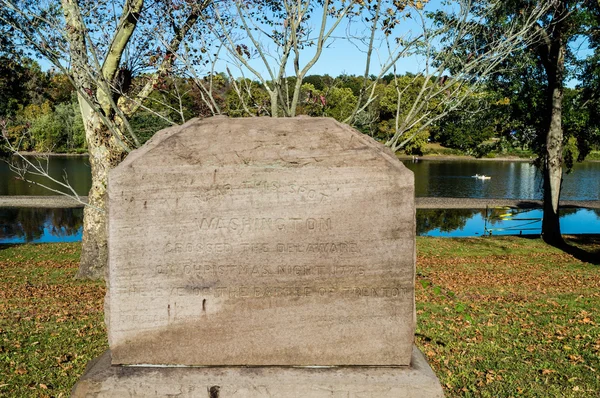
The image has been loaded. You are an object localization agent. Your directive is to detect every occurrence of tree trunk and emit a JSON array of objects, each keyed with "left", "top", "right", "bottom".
[
  {"left": 290, "top": 76, "right": 304, "bottom": 117},
  {"left": 75, "top": 102, "right": 126, "bottom": 279},
  {"left": 540, "top": 37, "right": 565, "bottom": 246},
  {"left": 270, "top": 89, "right": 279, "bottom": 117},
  {"left": 541, "top": 83, "right": 564, "bottom": 245},
  {"left": 60, "top": 0, "right": 200, "bottom": 279}
]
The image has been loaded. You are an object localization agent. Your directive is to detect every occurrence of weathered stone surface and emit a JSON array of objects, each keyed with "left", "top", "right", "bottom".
[
  {"left": 72, "top": 347, "right": 444, "bottom": 398},
  {"left": 107, "top": 116, "right": 415, "bottom": 366}
]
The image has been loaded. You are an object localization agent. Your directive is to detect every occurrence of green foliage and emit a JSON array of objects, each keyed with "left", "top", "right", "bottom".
[
  {"left": 129, "top": 112, "right": 172, "bottom": 145},
  {"left": 431, "top": 92, "right": 502, "bottom": 155},
  {"left": 352, "top": 82, "right": 387, "bottom": 137},
  {"left": 324, "top": 87, "right": 357, "bottom": 122},
  {"left": 403, "top": 129, "right": 430, "bottom": 155},
  {"left": 8, "top": 97, "right": 86, "bottom": 153},
  {"left": 377, "top": 75, "right": 436, "bottom": 145},
  {"left": 29, "top": 103, "right": 63, "bottom": 152},
  {"left": 298, "top": 80, "right": 360, "bottom": 123},
  {"left": 573, "top": 56, "right": 600, "bottom": 160},
  {"left": 303, "top": 74, "right": 330, "bottom": 91},
  {"left": 336, "top": 74, "right": 363, "bottom": 96},
  {"left": 224, "top": 78, "right": 270, "bottom": 117},
  {"left": 563, "top": 136, "right": 580, "bottom": 172},
  {"left": 298, "top": 83, "right": 325, "bottom": 116},
  {"left": 457, "top": 1, "right": 600, "bottom": 163},
  {"left": 0, "top": 58, "right": 48, "bottom": 119},
  {"left": 3, "top": 52, "right": 600, "bottom": 160}
]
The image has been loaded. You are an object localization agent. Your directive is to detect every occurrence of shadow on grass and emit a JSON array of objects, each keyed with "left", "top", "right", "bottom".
[
  {"left": 509, "top": 234, "right": 600, "bottom": 265},
  {"left": 0, "top": 243, "right": 20, "bottom": 251},
  {"left": 559, "top": 235, "right": 600, "bottom": 265}
]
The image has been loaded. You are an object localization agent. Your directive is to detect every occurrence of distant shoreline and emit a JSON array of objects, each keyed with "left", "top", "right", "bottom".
[
  {"left": 396, "top": 154, "right": 535, "bottom": 162},
  {"left": 399, "top": 154, "right": 600, "bottom": 163},
  {"left": 1, "top": 195, "right": 598, "bottom": 210},
  {"left": 15, "top": 152, "right": 88, "bottom": 157},
  {"left": 13, "top": 152, "right": 537, "bottom": 162},
  {"left": 14, "top": 152, "right": 600, "bottom": 163}
]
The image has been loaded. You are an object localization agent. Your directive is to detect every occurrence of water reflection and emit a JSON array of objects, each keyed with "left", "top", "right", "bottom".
[
  {"left": 416, "top": 209, "right": 478, "bottom": 235},
  {"left": 0, "top": 208, "right": 83, "bottom": 243},
  {"left": 0, "top": 155, "right": 91, "bottom": 196},
  {"left": 1, "top": 206, "right": 598, "bottom": 244},
  {"left": 418, "top": 208, "right": 600, "bottom": 237}
]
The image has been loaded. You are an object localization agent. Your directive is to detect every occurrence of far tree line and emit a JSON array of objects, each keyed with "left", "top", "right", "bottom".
[{"left": 2, "top": 59, "right": 598, "bottom": 159}]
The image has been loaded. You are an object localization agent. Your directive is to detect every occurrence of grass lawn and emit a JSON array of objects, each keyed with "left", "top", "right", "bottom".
[{"left": 1, "top": 237, "right": 599, "bottom": 397}]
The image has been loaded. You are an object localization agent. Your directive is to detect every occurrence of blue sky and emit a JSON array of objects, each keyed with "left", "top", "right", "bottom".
[
  {"left": 35, "top": 0, "right": 591, "bottom": 86},
  {"left": 210, "top": 0, "right": 591, "bottom": 86},
  {"left": 214, "top": 2, "right": 431, "bottom": 80}
]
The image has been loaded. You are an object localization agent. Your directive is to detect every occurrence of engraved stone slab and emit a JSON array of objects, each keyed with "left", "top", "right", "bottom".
[{"left": 107, "top": 116, "right": 415, "bottom": 366}]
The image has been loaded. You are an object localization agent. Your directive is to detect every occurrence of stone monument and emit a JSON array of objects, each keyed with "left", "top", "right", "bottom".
[{"left": 72, "top": 116, "right": 443, "bottom": 397}]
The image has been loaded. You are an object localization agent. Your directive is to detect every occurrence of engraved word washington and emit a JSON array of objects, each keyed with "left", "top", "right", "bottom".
[{"left": 194, "top": 217, "right": 331, "bottom": 234}]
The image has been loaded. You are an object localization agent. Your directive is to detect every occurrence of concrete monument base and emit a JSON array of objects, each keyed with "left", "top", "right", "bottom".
[{"left": 72, "top": 346, "right": 444, "bottom": 397}]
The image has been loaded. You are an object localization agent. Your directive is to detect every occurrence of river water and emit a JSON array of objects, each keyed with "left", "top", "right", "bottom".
[
  {"left": 2, "top": 156, "right": 599, "bottom": 200},
  {"left": 0, "top": 155, "right": 91, "bottom": 196},
  {"left": 1, "top": 156, "right": 599, "bottom": 242},
  {"left": 403, "top": 159, "right": 599, "bottom": 200}
]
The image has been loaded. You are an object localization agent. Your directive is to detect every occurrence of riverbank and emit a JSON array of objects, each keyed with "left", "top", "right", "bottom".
[
  {"left": 398, "top": 153, "right": 600, "bottom": 162},
  {"left": 397, "top": 154, "right": 535, "bottom": 162},
  {"left": 2, "top": 195, "right": 599, "bottom": 210},
  {"left": 18, "top": 151, "right": 533, "bottom": 162},
  {"left": 403, "top": 142, "right": 600, "bottom": 162},
  {"left": 15, "top": 148, "right": 600, "bottom": 162},
  {"left": 1, "top": 237, "right": 598, "bottom": 397},
  {"left": 15, "top": 151, "right": 88, "bottom": 157}
]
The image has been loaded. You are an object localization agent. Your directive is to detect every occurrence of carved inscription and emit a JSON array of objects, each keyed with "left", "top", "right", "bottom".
[
  {"left": 156, "top": 263, "right": 366, "bottom": 278},
  {"left": 164, "top": 242, "right": 233, "bottom": 254},
  {"left": 215, "top": 286, "right": 413, "bottom": 299},
  {"left": 142, "top": 195, "right": 401, "bottom": 306},
  {"left": 164, "top": 241, "right": 358, "bottom": 255},
  {"left": 194, "top": 217, "right": 331, "bottom": 234},
  {"left": 193, "top": 181, "right": 332, "bottom": 204},
  {"left": 114, "top": 285, "right": 413, "bottom": 299}
]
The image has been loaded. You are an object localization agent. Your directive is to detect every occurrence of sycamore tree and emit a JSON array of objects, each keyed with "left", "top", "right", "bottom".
[
  {"left": 196, "top": 0, "right": 550, "bottom": 153},
  {"left": 199, "top": 0, "right": 368, "bottom": 117},
  {"left": 1, "top": 0, "right": 210, "bottom": 279},
  {"left": 344, "top": 0, "right": 551, "bottom": 153}
]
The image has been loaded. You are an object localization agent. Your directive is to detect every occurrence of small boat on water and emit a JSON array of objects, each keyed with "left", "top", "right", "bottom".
[{"left": 472, "top": 174, "right": 491, "bottom": 180}]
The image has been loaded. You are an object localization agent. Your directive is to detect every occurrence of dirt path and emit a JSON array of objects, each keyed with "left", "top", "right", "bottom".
[{"left": 0, "top": 196, "right": 87, "bottom": 208}]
